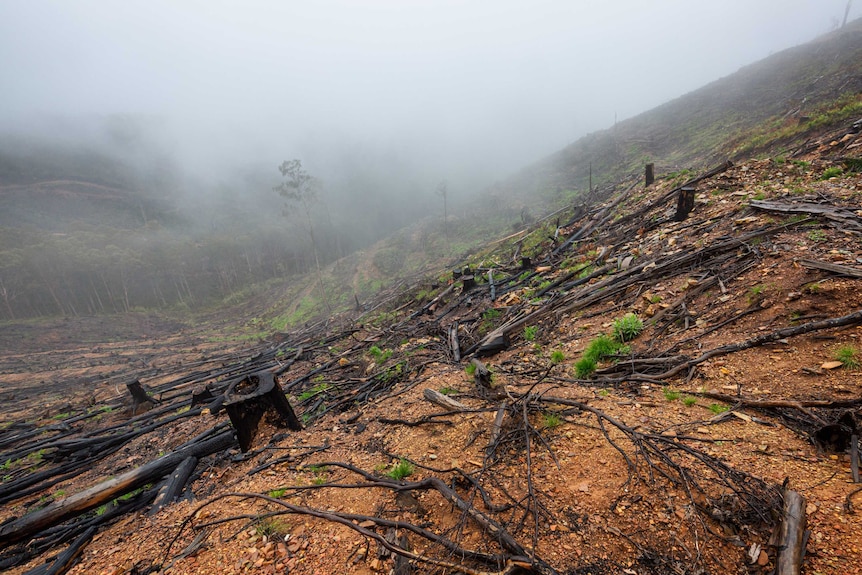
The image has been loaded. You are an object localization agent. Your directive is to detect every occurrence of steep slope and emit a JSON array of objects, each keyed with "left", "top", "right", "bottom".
[{"left": 1, "top": 103, "right": 861, "bottom": 575}]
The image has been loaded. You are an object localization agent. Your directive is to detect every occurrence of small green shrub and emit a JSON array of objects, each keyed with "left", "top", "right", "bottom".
[
  {"left": 709, "top": 403, "right": 729, "bottom": 415},
  {"left": 268, "top": 488, "right": 287, "bottom": 498},
  {"left": 612, "top": 313, "right": 643, "bottom": 342},
  {"left": 597, "top": 389, "right": 610, "bottom": 397},
  {"left": 368, "top": 345, "right": 392, "bottom": 363},
  {"left": 465, "top": 363, "right": 477, "bottom": 376},
  {"left": 523, "top": 325, "right": 538, "bottom": 341},
  {"left": 386, "top": 459, "right": 414, "bottom": 480},
  {"left": 682, "top": 396, "right": 697, "bottom": 407},
  {"left": 820, "top": 166, "right": 843, "bottom": 180},
  {"left": 439, "top": 386, "right": 459, "bottom": 395},
  {"left": 550, "top": 350, "right": 565, "bottom": 364},
  {"left": 663, "top": 388, "right": 681, "bottom": 401},
  {"left": 835, "top": 345, "right": 860, "bottom": 369},
  {"left": 583, "top": 335, "right": 624, "bottom": 362}
]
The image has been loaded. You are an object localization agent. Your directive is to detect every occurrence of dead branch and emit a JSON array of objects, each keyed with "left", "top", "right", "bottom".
[{"left": 776, "top": 490, "right": 806, "bottom": 575}]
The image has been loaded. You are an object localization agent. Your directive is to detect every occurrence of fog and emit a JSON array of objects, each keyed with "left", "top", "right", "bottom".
[{"left": 2, "top": 0, "right": 858, "bottom": 192}]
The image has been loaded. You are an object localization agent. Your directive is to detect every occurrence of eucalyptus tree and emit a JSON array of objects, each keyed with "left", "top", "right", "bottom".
[{"left": 273, "top": 159, "right": 331, "bottom": 313}]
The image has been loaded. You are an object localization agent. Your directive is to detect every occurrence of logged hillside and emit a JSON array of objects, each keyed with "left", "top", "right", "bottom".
[
  {"left": 2, "top": 114, "right": 861, "bottom": 575},
  {"left": 2, "top": 19, "right": 862, "bottom": 575}
]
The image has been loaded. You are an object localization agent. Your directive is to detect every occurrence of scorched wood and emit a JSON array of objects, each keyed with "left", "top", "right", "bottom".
[
  {"left": 0, "top": 430, "right": 235, "bottom": 546},
  {"left": 224, "top": 371, "right": 302, "bottom": 452}
]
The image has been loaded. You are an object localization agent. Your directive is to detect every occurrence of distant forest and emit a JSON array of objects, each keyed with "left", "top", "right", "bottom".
[{"left": 0, "top": 133, "right": 441, "bottom": 321}]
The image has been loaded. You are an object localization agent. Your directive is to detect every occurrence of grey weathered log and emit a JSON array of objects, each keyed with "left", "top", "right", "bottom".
[
  {"left": 799, "top": 259, "right": 862, "bottom": 278},
  {"left": 750, "top": 199, "right": 862, "bottom": 231},
  {"left": 776, "top": 490, "right": 807, "bottom": 575},
  {"left": 852, "top": 434, "right": 860, "bottom": 484},
  {"left": 448, "top": 322, "right": 461, "bottom": 362},
  {"left": 486, "top": 402, "right": 508, "bottom": 456},
  {"left": 148, "top": 455, "right": 198, "bottom": 515},
  {"left": 422, "top": 389, "right": 466, "bottom": 412},
  {"left": 224, "top": 371, "right": 303, "bottom": 452},
  {"left": 0, "top": 430, "right": 235, "bottom": 545}
]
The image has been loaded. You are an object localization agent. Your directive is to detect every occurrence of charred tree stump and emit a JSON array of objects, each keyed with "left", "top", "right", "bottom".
[
  {"left": 776, "top": 490, "right": 807, "bottom": 575},
  {"left": 675, "top": 186, "right": 696, "bottom": 221},
  {"left": 645, "top": 163, "right": 655, "bottom": 187},
  {"left": 470, "top": 358, "right": 492, "bottom": 389},
  {"left": 520, "top": 256, "right": 532, "bottom": 270},
  {"left": 190, "top": 385, "right": 214, "bottom": 408},
  {"left": 476, "top": 329, "right": 510, "bottom": 356},
  {"left": 224, "top": 371, "right": 302, "bottom": 452},
  {"left": 126, "top": 380, "right": 156, "bottom": 415}
]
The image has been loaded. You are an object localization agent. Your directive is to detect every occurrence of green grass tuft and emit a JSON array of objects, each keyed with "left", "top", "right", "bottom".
[
  {"left": 386, "top": 459, "right": 414, "bottom": 480},
  {"left": 662, "top": 388, "right": 681, "bottom": 401},
  {"left": 574, "top": 357, "right": 597, "bottom": 378},
  {"left": 542, "top": 412, "right": 563, "bottom": 428},
  {"left": 835, "top": 345, "right": 860, "bottom": 369},
  {"left": 612, "top": 313, "right": 643, "bottom": 342},
  {"left": 523, "top": 325, "right": 538, "bottom": 341}
]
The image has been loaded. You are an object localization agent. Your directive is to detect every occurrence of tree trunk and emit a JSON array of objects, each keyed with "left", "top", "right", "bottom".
[{"left": 645, "top": 163, "right": 655, "bottom": 186}]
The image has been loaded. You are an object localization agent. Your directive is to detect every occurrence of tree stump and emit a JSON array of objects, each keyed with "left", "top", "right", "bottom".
[
  {"left": 675, "top": 186, "right": 696, "bottom": 221},
  {"left": 224, "top": 371, "right": 303, "bottom": 452},
  {"left": 645, "top": 163, "right": 655, "bottom": 187},
  {"left": 126, "top": 380, "right": 156, "bottom": 415},
  {"left": 190, "top": 385, "right": 215, "bottom": 408}
]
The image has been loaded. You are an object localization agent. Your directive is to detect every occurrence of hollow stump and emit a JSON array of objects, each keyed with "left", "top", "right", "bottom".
[{"left": 224, "top": 371, "right": 302, "bottom": 452}]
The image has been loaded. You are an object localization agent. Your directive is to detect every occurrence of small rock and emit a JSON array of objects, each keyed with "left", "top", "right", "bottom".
[
  {"left": 821, "top": 361, "right": 843, "bottom": 370},
  {"left": 757, "top": 550, "right": 769, "bottom": 566}
]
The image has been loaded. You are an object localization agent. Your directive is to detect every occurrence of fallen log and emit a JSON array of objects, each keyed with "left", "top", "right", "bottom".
[
  {"left": 0, "top": 430, "right": 235, "bottom": 546},
  {"left": 149, "top": 456, "right": 198, "bottom": 515},
  {"left": 23, "top": 526, "right": 96, "bottom": 575},
  {"left": 422, "top": 389, "right": 467, "bottom": 411},
  {"left": 776, "top": 490, "right": 806, "bottom": 575},
  {"left": 750, "top": 199, "right": 862, "bottom": 231},
  {"left": 799, "top": 259, "right": 862, "bottom": 278}
]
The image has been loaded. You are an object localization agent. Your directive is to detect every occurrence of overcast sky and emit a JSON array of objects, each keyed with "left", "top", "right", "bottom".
[{"left": 1, "top": 0, "right": 858, "bottom": 186}]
